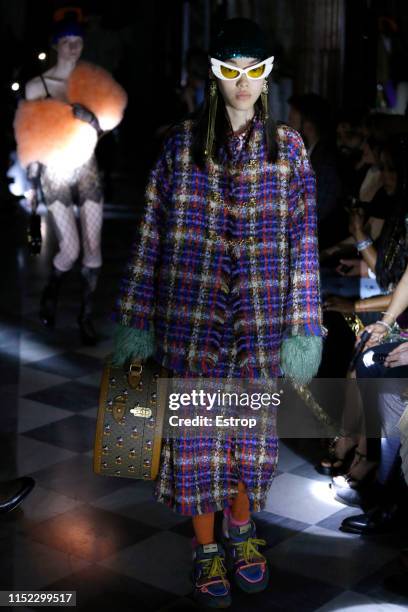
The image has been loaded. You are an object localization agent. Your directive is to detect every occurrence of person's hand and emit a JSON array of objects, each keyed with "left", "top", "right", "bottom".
[
  {"left": 384, "top": 343, "right": 408, "bottom": 368},
  {"left": 355, "top": 323, "right": 388, "bottom": 349},
  {"left": 323, "top": 295, "right": 355, "bottom": 313},
  {"left": 335, "top": 258, "right": 368, "bottom": 277},
  {"left": 348, "top": 208, "right": 365, "bottom": 238}
]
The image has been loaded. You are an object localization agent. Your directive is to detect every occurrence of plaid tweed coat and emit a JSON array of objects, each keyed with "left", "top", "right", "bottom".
[{"left": 114, "top": 116, "right": 324, "bottom": 376}]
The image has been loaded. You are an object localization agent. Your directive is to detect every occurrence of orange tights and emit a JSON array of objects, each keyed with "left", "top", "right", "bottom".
[{"left": 192, "top": 481, "right": 250, "bottom": 545}]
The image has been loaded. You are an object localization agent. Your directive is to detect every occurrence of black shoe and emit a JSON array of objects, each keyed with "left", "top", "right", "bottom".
[
  {"left": 0, "top": 477, "right": 35, "bottom": 514},
  {"left": 39, "top": 268, "right": 67, "bottom": 328},
  {"left": 340, "top": 505, "right": 402, "bottom": 535},
  {"left": 78, "top": 266, "right": 100, "bottom": 346}
]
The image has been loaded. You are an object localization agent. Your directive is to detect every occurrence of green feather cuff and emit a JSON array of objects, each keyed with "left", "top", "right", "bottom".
[
  {"left": 111, "top": 323, "right": 155, "bottom": 366},
  {"left": 280, "top": 336, "right": 323, "bottom": 385}
]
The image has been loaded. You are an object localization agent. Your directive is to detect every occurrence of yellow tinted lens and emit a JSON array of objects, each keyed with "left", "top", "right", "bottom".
[
  {"left": 247, "top": 65, "right": 265, "bottom": 78},
  {"left": 220, "top": 65, "right": 240, "bottom": 79}
]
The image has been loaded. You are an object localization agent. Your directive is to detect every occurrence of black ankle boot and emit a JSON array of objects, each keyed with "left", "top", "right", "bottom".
[
  {"left": 39, "top": 267, "right": 67, "bottom": 327},
  {"left": 78, "top": 266, "right": 100, "bottom": 346}
]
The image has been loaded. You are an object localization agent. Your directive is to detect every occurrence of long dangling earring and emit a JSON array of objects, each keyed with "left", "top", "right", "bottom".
[
  {"left": 261, "top": 79, "right": 269, "bottom": 122},
  {"left": 205, "top": 79, "right": 218, "bottom": 160}
]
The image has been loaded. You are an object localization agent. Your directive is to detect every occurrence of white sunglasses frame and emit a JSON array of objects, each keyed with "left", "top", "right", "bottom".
[{"left": 210, "top": 56, "right": 274, "bottom": 81}]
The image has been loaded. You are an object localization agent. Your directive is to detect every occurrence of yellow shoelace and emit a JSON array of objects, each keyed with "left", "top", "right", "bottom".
[
  {"left": 199, "top": 555, "right": 228, "bottom": 580},
  {"left": 233, "top": 537, "right": 267, "bottom": 564}
]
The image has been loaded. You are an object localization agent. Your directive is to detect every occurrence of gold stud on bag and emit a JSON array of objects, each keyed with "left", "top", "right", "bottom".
[{"left": 93, "top": 357, "right": 170, "bottom": 480}]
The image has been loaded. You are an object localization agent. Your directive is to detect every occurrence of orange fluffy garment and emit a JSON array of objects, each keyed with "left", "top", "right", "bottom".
[
  {"left": 14, "top": 99, "right": 97, "bottom": 172},
  {"left": 67, "top": 62, "right": 128, "bottom": 131}
]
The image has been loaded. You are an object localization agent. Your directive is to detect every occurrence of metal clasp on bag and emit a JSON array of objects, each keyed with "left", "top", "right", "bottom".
[
  {"left": 128, "top": 361, "right": 143, "bottom": 389},
  {"left": 130, "top": 405, "right": 152, "bottom": 418}
]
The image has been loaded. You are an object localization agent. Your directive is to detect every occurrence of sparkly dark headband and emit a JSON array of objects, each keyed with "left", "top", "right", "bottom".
[{"left": 210, "top": 18, "right": 268, "bottom": 62}]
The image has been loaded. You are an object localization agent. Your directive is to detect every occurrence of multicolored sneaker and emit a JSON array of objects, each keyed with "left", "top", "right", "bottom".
[
  {"left": 192, "top": 542, "right": 231, "bottom": 608},
  {"left": 221, "top": 513, "right": 269, "bottom": 593}
]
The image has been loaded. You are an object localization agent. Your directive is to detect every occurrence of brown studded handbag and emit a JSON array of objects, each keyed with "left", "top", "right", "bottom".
[{"left": 93, "top": 356, "right": 171, "bottom": 480}]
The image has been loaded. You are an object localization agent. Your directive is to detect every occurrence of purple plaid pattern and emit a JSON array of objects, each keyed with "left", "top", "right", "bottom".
[
  {"left": 114, "top": 116, "right": 322, "bottom": 515},
  {"left": 155, "top": 423, "right": 279, "bottom": 517},
  {"left": 114, "top": 117, "right": 323, "bottom": 377},
  {"left": 154, "top": 292, "right": 279, "bottom": 516}
]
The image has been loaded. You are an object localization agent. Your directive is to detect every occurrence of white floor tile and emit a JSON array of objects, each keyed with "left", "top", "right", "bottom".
[
  {"left": 19, "top": 337, "right": 65, "bottom": 365},
  {"left": 315, "top": 590, "right": 408, "bottom": 611},
  {"left": 265, "top": 472, "right": 344, "bottom": 523}
]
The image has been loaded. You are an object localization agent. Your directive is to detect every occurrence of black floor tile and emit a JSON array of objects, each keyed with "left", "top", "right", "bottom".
[
  {"left": 254, "top": 511, "right": 311, "bottom": 548},
  {"left": 0, "top": 201, "right": 404, "bottom": 612},
  {"left": 353, "top": 557, "right": 408, "bottom": 606},
  {"left": 23, "top": 415, "right": 96, "bottom": 453},
  {"left": 25, "top": 381, "right": 99, "bottom": 412},
  {"left": 27, "top": 455, "right": 129, "bottom": 503},
  {"left": 225, "top": 566, "right": 342, "bottom": 612},
  {"left": 27, "top": 564, "right": 177, "bottom": 611},
  {"left": 25, "top": 504, "right": 159, "bottom": 562}
]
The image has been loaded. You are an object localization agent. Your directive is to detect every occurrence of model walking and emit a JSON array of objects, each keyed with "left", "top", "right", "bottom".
[
  {"left": 15, "top": 10, "right": 127, "bottom": 344},
  {"left": 113, "top": 18, "right": 323, "bottom": 608}
]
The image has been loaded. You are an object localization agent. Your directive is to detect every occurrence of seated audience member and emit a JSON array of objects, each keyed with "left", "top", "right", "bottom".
[
  {"left": 320, "top": 136, "right": 408, "bottom": 493},
  {"left": 322, "top": 113, "right": 408, "bottom": 261},
  {"left": 336, "top": 340, "right": 408, "bottom": 534},
  {"left": 324, "top": 134, "right": 408, "bottom": 320}
]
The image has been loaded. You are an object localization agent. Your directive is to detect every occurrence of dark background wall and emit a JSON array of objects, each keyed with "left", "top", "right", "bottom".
[{"left": 1, "top": 0, "right": 408, "bottom": 191}]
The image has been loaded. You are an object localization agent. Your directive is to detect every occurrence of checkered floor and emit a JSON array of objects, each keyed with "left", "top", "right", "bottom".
[{"left": 1, "top": 202, "right": 407, "bottom": 611}]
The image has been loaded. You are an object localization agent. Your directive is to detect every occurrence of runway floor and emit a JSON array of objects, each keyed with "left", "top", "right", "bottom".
[{"left": 0, "top": 197, "right": 407, "bottom": 611}]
